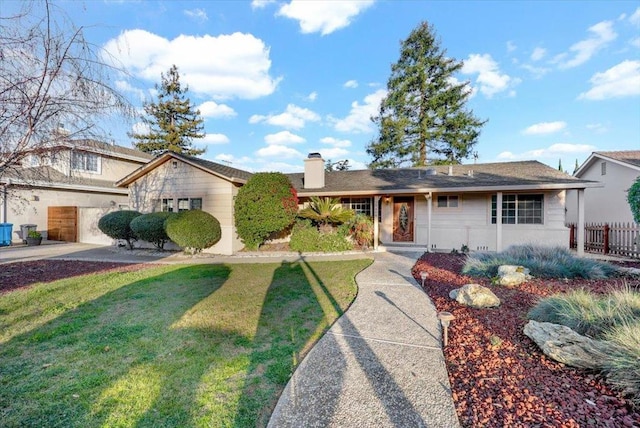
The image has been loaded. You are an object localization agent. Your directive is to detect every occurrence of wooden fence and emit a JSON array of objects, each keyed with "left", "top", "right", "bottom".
[{"left": 568, "top": 222, "right": 640, "bottom": 258}]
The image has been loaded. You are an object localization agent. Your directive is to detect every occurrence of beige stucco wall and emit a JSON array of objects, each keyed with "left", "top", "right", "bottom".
[
  {"left": 380, "top": 190, "right": 569, "bottom": 251},
  {"left": 566, "top": 160, "right": 639, "bottom": 225},
  {"left": 126, "top": 159, "right": 243, "bottom": 255},
  {"left": 3, "top": 187, "right": 128, "bottom": 243},
  {"left": 49, "top": 151, "right": 145, "bottom": 181}
]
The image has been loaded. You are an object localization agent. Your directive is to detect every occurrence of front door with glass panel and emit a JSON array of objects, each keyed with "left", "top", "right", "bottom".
[{"left": 393, "top": 197, "right": 414, "bottom": 242}]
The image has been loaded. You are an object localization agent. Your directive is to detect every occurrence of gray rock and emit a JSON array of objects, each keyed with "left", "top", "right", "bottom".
[
  {"left": 450, "top": 284, "right": 500, "bottom": 308},
  {"left": 523, "top": 320, "right": 611, "bottom": 370},
  {"left": 497, "top": 265, "right": 530, "bottom": 276}
]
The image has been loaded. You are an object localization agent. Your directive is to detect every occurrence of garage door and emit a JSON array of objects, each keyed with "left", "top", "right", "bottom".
[{"left": 48, "top": 206, "right": 78, "bottom": 242}]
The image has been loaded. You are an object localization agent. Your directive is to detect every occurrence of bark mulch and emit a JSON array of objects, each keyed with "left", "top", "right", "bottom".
[{"left": 413, "top": 253, "right": 640, "bottom": 428}]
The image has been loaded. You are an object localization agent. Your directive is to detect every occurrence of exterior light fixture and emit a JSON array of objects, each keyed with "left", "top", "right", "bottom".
[
  {"left": 172, "top": 160, "right": 178, "bottom": 169},
  {"left": 420, "top": 271, "right": 428, "bottom": 287},
  {"left": 437, "top": 311, "right": 455, "bottom": 347}
]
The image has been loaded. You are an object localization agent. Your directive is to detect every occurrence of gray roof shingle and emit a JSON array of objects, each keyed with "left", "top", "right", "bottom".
[{"left": 595, "top": 150, "right": 640, "bottom": 168}]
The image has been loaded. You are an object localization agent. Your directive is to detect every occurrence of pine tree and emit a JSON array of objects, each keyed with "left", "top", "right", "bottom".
[
  {"left": 367, "top": 22, "right": 486, "bottom": 168},
  {"left": 131, "top": 65, "right": 205, "bottom": 156},
  {"left": 573, "top": 159, "right": 580, "bottom": 174},
  {"left": 558, "top": 158, "right": 563, "bottom": 172}
]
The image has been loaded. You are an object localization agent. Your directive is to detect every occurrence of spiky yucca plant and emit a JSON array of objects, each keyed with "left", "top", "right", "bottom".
[{"left": 298, "top": 197, "right": 355, "bottom": 234}]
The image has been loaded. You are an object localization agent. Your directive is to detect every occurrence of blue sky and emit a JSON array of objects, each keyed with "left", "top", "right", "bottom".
[{"left": 13, "top": 1, "right": 640, "bottom": 172}]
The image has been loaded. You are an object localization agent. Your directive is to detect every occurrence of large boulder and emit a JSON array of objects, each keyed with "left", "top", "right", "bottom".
[
  {"left": 449, "top": 284, "right": 501, "bottom": 309},
  {"left": 495, "top": 265, "right": 532, "bottom": 287},
  {"left": 523, "top": 320, "right": 611, "bottom": 370}
]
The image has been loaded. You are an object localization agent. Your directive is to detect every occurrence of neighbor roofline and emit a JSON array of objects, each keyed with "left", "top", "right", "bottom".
[
  {"left": 295, "top": 182, "right": 602, "bottom": 197},
  {"left": 1, "top": 176, "right": 128, "bottom": 194},
  {"left": 575, "top": 152, "right": 640, "bottom": 177}
]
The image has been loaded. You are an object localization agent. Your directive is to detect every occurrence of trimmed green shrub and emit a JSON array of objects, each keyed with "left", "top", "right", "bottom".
[
  {"left": 462, "top": 244, "right": 619, "bottom": 279},
  {"left": 130, "top": 212, "right": 175, "bottom": 250},
  {"left": 290, "top": 219, "right": 352, "bottom": 252},
  {"left": 165, "top": 210, "right": 221, "bottom": 254},
  {"left": 234, "top": 172, "right": 298, "bottom": 250},
  {"left": 97, "top": 210, "right": 141, "bottom": 250},
  {"left": 628, "top": 176, "right": 640, "bottom": 224}
]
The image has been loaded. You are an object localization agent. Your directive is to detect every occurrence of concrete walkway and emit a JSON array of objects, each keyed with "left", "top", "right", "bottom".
[
  {"left": 0, "top": 243, "right": 460, "bottom": 427},
  {"left": 268, "top": 251, "right": 460, "bottom": 428}
]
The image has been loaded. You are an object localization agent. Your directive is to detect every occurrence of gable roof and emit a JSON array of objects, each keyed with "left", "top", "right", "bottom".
[
  {"left": 288, "top": 160, "right": 599, "bottom": 197},
  {"left": 116, "top": 151, "right": 253, "bottom": 187},
  {"left": 59, "top": 139, "right": 153, "bottom": 163},
  {"left": 574, "top": 150, "right": 640, "bottom": 177}
]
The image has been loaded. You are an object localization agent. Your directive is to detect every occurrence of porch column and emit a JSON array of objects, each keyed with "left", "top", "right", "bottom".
[
  {"left": 577, "top": 188, "right": 585, "bottom": 256},
  {"left": 373, "top": 196, "right": 380, "bottom": 251},
  {"left": 496, "top": 192, "right": 503, "bottom": 252},
  {"left": 425, "top": 192, "right": 432, "bottom": 252}
]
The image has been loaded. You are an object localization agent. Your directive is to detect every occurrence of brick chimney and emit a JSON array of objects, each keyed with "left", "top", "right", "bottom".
[{"left": 304, "top": 153, "right": 325, "bottom": 189}]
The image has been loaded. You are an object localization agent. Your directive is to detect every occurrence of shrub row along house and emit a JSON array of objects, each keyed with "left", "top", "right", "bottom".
[{"left": 115, "top": 151, "right": 598, "bottom": 255}]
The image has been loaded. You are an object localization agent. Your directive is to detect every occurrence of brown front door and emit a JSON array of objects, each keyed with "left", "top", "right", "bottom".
[
  {"left": 393, "top": 197, "right": 414, "bottom": 242},
  {"left": 48, "top": 206, "right": 78, "bottom": 242}
]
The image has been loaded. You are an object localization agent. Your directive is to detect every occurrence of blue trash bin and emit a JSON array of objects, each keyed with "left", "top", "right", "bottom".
[{"left": 0, "top": 223, "right": 12, "bottom": 246}]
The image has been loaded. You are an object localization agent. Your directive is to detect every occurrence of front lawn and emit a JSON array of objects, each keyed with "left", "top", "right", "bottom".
[{"left": 0, "top": 259, "right": 371, "bottom": 427}]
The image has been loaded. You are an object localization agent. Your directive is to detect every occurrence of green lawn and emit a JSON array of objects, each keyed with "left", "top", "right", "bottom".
[{"left": 0, "top": 259, "right": 371, "bottom": 427}]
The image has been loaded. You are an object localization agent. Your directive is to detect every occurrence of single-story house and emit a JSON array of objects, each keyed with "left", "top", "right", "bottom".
[
  {"left": 566, "top": 150, "right": 640, "bottom": 225},
  {"left": 1, "top": 138, "right": 152, "bottom": 244},
  {"left": 116, "top": 151, "right": 598, "bottom": 255}
]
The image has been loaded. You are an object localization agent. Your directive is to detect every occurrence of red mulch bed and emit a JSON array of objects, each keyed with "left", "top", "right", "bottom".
[
  {"left": 412, "top": 253, "right": 640, "bottom": 427},
  {"left": 0, "top": 260, "right": 148, "bottom": 294}
]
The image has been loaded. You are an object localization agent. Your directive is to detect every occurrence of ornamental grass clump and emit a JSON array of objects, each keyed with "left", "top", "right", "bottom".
[
  {"left": 603, "top": 322, "right": 640, "bottom": 407},
  {"left": 462, "top": 244, "right": 619, "bottom": 279}
]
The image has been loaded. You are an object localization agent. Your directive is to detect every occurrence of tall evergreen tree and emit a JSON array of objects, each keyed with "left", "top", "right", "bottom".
[
  {"left": 130, "top": 65, "right": 205, "bottom": 156},
  {"left": 558, "top": 158, "right": 563, "bottom": 172},
  {"left": 367, "top": 22, "right": 486, "bottom": 168}
]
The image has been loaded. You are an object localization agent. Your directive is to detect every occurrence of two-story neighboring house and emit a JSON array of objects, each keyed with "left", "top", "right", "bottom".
[
  {"left": 1, "top": 139, "right": 152, "bottom": 244},
  {"left": 566, "top": 150, "right": 640, "bottom": 225}
]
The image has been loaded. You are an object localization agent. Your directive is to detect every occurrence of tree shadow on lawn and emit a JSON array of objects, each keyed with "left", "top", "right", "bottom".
[{"left": 0, "top": 264, "right": 232, "bottom": 427}]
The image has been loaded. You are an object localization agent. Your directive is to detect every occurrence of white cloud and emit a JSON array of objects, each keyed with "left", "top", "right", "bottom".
[
  {"left": 578, "top": 60, "right": 640, "bottom": 100},
  {"left": 331, "top": 89, "right": 386, "bottom": 133},
  {"left": 630, "top": 37, "right": 640, "bottom": 48},
  {"left": 277, "top": 0, "right": 374, "bottom": 36},
  {"left": 554, "top": 21, "right": 617, "bottom": 69},
  {"left": 201, "top": 133, "right": 230, "bottom": 144},
  {"left": 251, "top": 0, "right": 276, "bottom": 9},
  {"left": 630, "top": 7, "right": 640, "bottom": 26},
  {"left": 320, "top": 137, "right": 352, "bottom": 148},
  {"left": 523, "top": 121, "right": 567, "bottom": 135},
  {"left": 586, "top": 123, "right": 608, "bottom": 134},
  {"left": 264, "top": 131, "right": 305, "bottom": 145},
  {"left": 197, "top": 101, "right": 236, "bottom": 118},
  {"left": 256, "top": 144, "right": 303, "bottom": 158},
  {"left": 521, "top": 64, "right": 551, "bottom": 79},
  {"left": 249, "top": 104, "right": 320, "bottom": 129},
  {"left": 131, "top": 122, "right": 150, "bottom": 135},
  {"left": 497, "top": 143, "right": 597, "bottom": 160},
  {"left": 103, "top": 29, "right": 280, "bottom": 100},
  {"left": 530, "top": 47, "right": 546, "bottom": 61},
  {"left": 115, "top": 80, "right": 145, "bottom": 100},
  {"left": 461, "top": 53, "right": 519, "bottom": 98},
  {"left": 307, "top": 91, "right": 318, "bottom": 101},
  {"left": 183, "top": 8, "right": 208, "bottom": 22},
  {"left": 506, "top": 41, "right": 517, "bottom": 53},
  {"left": 343, "top": 79, "right": 358, "bottom": 88}
]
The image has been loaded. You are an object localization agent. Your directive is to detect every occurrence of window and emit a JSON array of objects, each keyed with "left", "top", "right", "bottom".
[
  {"left": 178, "top": 198, "right": 189, "bottom": 212},
  {"left": 437, "top": 195, "right": 459, "bottom": 208},
  {"left": 601, "top": 161, "right": 606, "bottom": 176},
  {"left": 341, "top": 197, "right": 372, "bottom": 217},
  {"left": 190, "top": 198, "right": 202, "bottom": 210},
  {"left": 71, "top": 151, "right": 100, "bottom": 173},
  {"left": 491, "top": 194, "right": 543, "bottom": 224},
  {"left": 161, "top": 198, "right": 174, "bottom": 212}
]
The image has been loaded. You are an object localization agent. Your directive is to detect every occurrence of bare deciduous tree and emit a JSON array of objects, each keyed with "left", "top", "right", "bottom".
[{"left": 0, "top": 0, "right": 132, "bottom": 182}]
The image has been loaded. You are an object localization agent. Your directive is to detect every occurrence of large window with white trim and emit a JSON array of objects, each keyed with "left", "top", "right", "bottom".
[
  {"left": 155, "top": 197, "right": 202, "bottom": 213},
  {"left": 491, "top": 194, "right": 543, "bottom": 224}
]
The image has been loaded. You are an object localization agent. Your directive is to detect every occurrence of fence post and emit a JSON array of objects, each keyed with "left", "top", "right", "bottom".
[
  {"left": 569, "top": 224, "right": 575, "bottom": 248},
  {"left": 604, "top": 224, "right": 610, "bottom": 255}
]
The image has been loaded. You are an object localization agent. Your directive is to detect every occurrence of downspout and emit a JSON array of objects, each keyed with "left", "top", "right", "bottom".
[
  {"left": 373, "top": 196, "right": 380, "bottom": 251},
  {"left": 425, "top": 192, "right": 432, "bottom": 252},
  {"left": 577, "top": 189, "right": 585, "bottom": 256},
  {"left": 496, "top": 192, "right": 503, "bottom": 252},
  {"left": 1, "top": 179, "right": 10, "bottom": 224}
]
